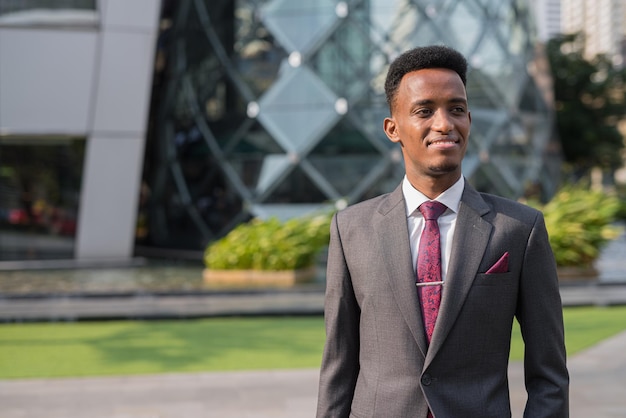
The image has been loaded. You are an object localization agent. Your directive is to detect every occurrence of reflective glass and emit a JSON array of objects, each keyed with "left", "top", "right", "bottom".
[
  {"left": 0, "top": 0, "right": 97, "bottom": 26},
  {"left": 141, "top": 0, "right": 560, "bottom": 253},
  {"left": 0, "top": 137, "right": 85, "bottom": 260},
  {"left": 258, "top": 66, "right": 340, "bottom": 153},
  {"left": 262, "top": 0, "right": 339, "bottom": 53},
  {"left": 447, "top": 1, "right": 484, "bottom": 57},
  {"left": 0, "top": 0, "right": 96, "bottom": 15}
]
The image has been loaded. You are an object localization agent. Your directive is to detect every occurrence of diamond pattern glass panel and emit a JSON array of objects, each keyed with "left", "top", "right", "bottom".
[
  {"left": 257, "top": 65, "right": 340, "bottom": 153},
  {"left": 141, "top": 0, "right": 561, "bottom": 252},
  {"left": 262, "top": 0, "right": 339, "bottom": 54},
  {"left": 255, "top": 154, "right": 293, "bottom": 195},
  {"left": 447, "top": 2, "right": 484, "bottom": 56}
]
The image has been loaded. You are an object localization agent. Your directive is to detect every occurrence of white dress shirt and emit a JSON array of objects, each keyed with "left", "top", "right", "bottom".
[{"left": 402, "top": 176, "right": 464, "bottom": 281}]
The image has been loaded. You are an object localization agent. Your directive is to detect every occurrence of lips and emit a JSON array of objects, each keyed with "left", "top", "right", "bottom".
[{"left": 427, "top": 138, "right": 459, "bottom": 147}]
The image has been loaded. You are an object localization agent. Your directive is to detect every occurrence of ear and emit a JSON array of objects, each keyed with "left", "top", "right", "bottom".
[{"left": 384, "top": 117, "right": 402, "bottom": 145}]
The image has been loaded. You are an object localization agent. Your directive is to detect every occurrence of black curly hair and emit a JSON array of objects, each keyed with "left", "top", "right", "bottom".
[{"left": 384, "top": 45, "right": 468, "bottom": 113}]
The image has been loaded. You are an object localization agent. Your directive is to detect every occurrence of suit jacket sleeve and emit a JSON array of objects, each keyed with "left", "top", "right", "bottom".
[
  {"left": 517, "top": 211, "right": 569, "bottom": 417},
  {"left": 316, "top": 213, "right": 360, "bottom": 417}
]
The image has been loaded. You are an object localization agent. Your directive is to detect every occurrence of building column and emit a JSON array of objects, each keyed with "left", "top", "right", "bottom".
[{"left": 75, "top": 0, "right": 160, "bottom": 260}]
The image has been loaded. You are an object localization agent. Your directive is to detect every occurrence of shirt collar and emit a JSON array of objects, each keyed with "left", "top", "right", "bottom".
[{"left": 402, "top": 175, "right": 464, "bottom": 217}]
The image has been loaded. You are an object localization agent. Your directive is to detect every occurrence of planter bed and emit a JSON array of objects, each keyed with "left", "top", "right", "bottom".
[{"left": 203, "top": 266, "right": 317, "bottom": 287}]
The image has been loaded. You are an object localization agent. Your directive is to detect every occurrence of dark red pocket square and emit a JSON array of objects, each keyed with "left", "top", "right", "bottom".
[{"left": 486, "top": 252, "right": 509, "bottom": 274}]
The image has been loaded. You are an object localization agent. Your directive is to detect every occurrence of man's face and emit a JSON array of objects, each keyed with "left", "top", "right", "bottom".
[{"left": 384, "top": 68, "right": 470, "bottom": 186}]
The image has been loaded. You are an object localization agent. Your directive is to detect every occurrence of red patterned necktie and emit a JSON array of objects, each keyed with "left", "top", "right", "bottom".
[{"left": 417, "top": 201, "right": 447, "bottom": 345}]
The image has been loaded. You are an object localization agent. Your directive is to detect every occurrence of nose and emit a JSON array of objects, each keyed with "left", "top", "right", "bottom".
[{"left": 432, "top": 110, "right": 454, "bottom": 133}]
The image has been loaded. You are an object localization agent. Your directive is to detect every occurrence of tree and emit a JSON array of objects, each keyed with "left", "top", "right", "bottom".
[{"left": 546, "top": 32, "right": 626, "bottom": 179}]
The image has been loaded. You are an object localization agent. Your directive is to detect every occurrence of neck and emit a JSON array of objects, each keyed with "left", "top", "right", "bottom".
[{"left": 408, "top": 173, "right": 461, "bottom": 200}]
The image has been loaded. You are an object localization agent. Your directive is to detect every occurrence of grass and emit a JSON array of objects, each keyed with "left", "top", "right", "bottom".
[
  {"left": 509, "top": 305, "right": 626, "bottom": 360},
  {"left": 0, "top": 316, "right": 325, "bottom": 379},
  {"left": 0, "top": 306, "right": 625, "bottom": 379}
]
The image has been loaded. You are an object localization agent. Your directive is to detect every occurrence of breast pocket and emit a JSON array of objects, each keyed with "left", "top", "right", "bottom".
[{"left": 473, "top": 271, "right": 515, "bottom": 286}]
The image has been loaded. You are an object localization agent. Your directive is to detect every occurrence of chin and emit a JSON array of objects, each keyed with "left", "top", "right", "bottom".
[{"left": 429, "top": 162, "right": 460, "bottom": 175}]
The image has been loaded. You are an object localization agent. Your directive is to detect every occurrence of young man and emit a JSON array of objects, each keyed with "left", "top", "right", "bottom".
[{"left": 316, "top": 45, "right": 569, "bottom": 417}]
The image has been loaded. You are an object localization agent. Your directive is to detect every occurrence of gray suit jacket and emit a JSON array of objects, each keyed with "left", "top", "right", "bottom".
[{"left": 316, "top": 182, "right": 569, "bottom": 418}]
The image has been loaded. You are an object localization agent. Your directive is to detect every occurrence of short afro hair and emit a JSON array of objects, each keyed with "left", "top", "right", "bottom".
[{"left": 384, "top": 45, "right": 468, "bottom": 113}]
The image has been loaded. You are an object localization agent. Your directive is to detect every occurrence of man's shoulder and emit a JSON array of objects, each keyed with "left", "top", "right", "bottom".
[
  {"left": 476, "top": 191, "right": 542, "bottom": 222},
  {"left": 339, "top": 190, "right": 399, "bottom": 217},
  {"left": 337, "top": 193, "right": 389, "bottom": 217}
]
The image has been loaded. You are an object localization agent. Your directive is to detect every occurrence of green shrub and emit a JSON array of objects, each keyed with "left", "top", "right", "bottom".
[
  {"left": 615, "top": 184, "right": 626, "bottom": 222},
  {"left": 204, "top": 212, "right": 332, "bottom": 271},
  {"left": 530, "top": 183, "right": 621, "bottom": 267}
]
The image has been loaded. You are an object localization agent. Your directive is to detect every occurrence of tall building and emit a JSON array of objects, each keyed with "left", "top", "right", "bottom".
[
  {"left": 532, "top": 0, "right": 562, "bottom": 41},
  {"left": 0, "top": 0, "right": 561, "bottom": 264},
  {"left": 561, "top": 0, "right": 625, "bottom": 66}
]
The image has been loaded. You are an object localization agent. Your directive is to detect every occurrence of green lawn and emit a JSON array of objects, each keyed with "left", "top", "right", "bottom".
[{"left": 1, "top": 306, "right": 625, "bottom": 379}]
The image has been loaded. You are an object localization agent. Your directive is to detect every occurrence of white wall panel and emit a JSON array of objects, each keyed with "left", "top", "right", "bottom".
[
  {"left": 75, "top": 135, "right": 145, "bottom": 259},
  {"left": 76, "top": 1, "right": 160, "bottom": 260},
  {"left": 0, "top": 28, "right": 98, "bottom": 134},
  {"left": 101, "top": 0, "right": 161, "bottom": 31},
  {"left": 90, "top": 30, "right": 157, "bottom": 135}
]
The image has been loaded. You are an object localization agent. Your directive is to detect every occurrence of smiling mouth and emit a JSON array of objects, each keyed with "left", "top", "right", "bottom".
[{"left": 428, "top": 138, "right": 459, "bottom": 147}]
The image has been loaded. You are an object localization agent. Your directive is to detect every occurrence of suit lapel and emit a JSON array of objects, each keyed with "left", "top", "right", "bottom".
[
  {"left": 426, "top": 184, "right": 492, "bottom": 365},
  {"left": 377, "top": 185, "right": 429, "bottom": 358}
]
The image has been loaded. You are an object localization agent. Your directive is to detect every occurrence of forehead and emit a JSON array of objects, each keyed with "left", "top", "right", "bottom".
[{"left": 397, "top": 68, "right": 467, "bottom": 101}]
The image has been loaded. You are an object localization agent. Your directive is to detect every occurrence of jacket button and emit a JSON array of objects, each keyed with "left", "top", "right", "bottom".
[{"left": 421, "top": 374, "right": 432, "bottom": 386}]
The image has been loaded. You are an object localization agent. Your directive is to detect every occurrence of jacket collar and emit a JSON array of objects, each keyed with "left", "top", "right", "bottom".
[{"left": 376, "top": 181, "right": 493, "bottom": 363}]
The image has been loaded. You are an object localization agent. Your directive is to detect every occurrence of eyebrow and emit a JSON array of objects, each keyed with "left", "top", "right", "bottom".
[{"left": 411, "top": 97, "right": 468, "bottom": 107}]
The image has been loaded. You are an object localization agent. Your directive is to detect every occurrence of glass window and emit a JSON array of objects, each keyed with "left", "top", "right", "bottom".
[
  {"left": 0, "top": 137, "right": 85, "bottom": 261},
  {"left": 0, "top": 0, "right": 97, "bottom": 27}
]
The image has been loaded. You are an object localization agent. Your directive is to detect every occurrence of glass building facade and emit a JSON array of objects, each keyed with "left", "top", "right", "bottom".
[
  {"left": 0, "top": 137, "right": 85, "bottom": 260},
  {"left": 141, "top": 0, "right": 560, "bottom": 254}
]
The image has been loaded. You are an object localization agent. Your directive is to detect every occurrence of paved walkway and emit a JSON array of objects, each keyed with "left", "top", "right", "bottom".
[{"left": 1, "top": 329, "right": 625, "bottom": 417}]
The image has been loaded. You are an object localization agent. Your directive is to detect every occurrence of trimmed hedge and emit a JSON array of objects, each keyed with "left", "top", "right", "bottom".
[
  {"left": 204, "top": 213, "right": 332, "bottom": 271},
  {"left": 530, "top": 183, "right": 621, "bottom": 267}
]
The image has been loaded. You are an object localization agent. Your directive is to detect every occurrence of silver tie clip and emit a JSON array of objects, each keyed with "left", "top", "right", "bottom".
[{"left": 416, "top": 281, "right": 443, "bottom": 287}]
